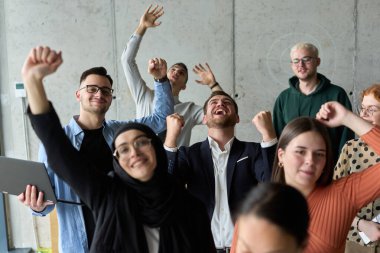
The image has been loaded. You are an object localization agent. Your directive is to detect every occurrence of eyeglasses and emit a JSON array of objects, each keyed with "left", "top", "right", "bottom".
[
  {"left": 78, "top": 85, "right": 114, "bottom": 96},
  {"left": 113, "top": 137, "right": 152, "bottom": 159},
  {"left": 359, "top": 105, "right": 380, "bottom": 116},
  {"left": 290, "top": 56, "right": 315, "bottom": 65}
]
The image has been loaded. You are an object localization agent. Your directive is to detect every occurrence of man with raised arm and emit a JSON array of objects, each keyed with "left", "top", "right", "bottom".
[
  {"left": 122, "top": 5, "right": 223, "bottom": 146},
  {"left": 18, "top": 46, "right": 173, "bottom": 253}
]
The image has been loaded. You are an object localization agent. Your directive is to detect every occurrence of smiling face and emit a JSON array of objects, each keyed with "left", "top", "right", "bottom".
[
  {"left": 290, "top": 48, "right": 320, "bottom": 82},
  {"left": 114, "top": 129, "right": 157, "bottom": 182},
  {"left": 167, "top": 64, "right": 188, "bottom": 91},
  {"left": 360, "top": 94, "right": 380, "bottom": 126},
  {"left": 202, "top": 94, "right": 240, "bottom": 128},
  {"left": 76, "top": 74, "right": 113, "bottom": 115},
  {"left": 236, "top": 214, "right": 303, "bottom": 253},
  {"left": 278, "top": 131, "right": 326, "bottom": 195}
]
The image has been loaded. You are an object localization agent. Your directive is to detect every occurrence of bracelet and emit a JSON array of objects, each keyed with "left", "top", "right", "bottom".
[
  {"left": 356, "top": 217, "right": 362, "bottom": 232},
  {"left": 154, "top": 76, "right": 169, "bottom": 83},
  {"left": 210, "top": 82, "right": 219, "bottom": 90}
]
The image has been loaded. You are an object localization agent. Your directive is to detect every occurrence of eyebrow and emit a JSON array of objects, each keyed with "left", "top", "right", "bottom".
[
  {"left": 209, "top": 98, "right": 233, "bottom": 103},
  {"left": 294, "top": 146, "right": 326, "bottom": 152},
  {"left": 115, "top": 134, "right": 148, "bottom": 147}
]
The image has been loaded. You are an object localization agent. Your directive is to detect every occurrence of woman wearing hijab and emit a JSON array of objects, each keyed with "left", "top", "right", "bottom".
[{"left": 22, "top": 46, "right": 215, "bottom": 253}]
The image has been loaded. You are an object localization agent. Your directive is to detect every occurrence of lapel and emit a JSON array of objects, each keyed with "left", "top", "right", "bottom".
[
  {"left": 226, "top": 138, "right": 244, "bottom": 196},
  {"left": 200, "top": 139, "right": 215, "bottom": 199}
]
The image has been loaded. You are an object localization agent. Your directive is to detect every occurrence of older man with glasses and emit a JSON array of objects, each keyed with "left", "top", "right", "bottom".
[
  {"left": 272, "top": 42, "right": 354, "bottom": 162},
  {"left": 17, "top": 48, "right": 173, "bottom": 253}
]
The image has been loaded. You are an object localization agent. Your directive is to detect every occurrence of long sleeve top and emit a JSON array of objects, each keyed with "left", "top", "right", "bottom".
[
  {"left": 272, "top": 73, "right": 354, "bottom": 162},
  {"left": 230, "top": 127, "right": 380, "bottom": 253},
  {"left": 31, "top": 80, "right": 174, "bottom": 253},
  {"left": 333, "top": 138, "right": 380, "bottom": 247},
  {"left": 28, "top": 105, "right": 215, "bottom": 253},
  {"left": 121, "top": 34, "right": 204, "bottom": 146}
]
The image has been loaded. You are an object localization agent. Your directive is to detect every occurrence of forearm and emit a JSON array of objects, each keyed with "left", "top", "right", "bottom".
[
  {"left": 121, "top": 34, "right": 153, "bottom": 104},
  {"left": 24, "top": 75, "right": 50, "bottom": 114},
  {"left": 209, "top": 82, "right": 222, "bottom": 92},
  {"left": 151, "top": 80, "right": 174, "bottom": 131},
  {"left": 342, "top": 111, "right": 373, "bottom": 136},
  {"left": 135, "top": 23, "right": 147, "bottom": 36}
]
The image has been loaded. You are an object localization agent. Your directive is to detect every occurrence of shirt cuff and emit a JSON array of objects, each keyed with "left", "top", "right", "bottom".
[
  {"left": 164, "top": 144, "right": 178, "bottom": 152},
  {"left": 261, "top": 138, "right": 278, "bottom": 148}
]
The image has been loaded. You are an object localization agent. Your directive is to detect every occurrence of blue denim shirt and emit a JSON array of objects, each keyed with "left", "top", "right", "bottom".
[{"left": 32, "top": 81, "right": 173, "bottom": 253}]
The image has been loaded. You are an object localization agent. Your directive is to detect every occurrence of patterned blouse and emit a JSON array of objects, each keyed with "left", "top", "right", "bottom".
[{"left": 334, "top": 138, "right": 380, "bottom": 247}]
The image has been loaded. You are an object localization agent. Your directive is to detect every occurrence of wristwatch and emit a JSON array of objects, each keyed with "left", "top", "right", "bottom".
[{"left": 154, "top": 76, "right": 169, "bottom": 83}]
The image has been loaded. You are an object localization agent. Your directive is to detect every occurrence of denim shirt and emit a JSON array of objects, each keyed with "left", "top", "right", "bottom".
[{"left": 32, "top": 81, "right": 173, "bottom": 253}]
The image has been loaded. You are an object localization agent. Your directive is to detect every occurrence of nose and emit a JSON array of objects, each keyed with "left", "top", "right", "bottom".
[
  {"left": 128, "top": 145, "right": 141, "bottom": 158},
  {"left": 305, "top": 152, "right": 315, "bottom": 165}
]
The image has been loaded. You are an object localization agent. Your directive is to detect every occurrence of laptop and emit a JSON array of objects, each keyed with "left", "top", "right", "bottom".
[{"left": 0, "top": 156, "right": 57, "bottom": 203}]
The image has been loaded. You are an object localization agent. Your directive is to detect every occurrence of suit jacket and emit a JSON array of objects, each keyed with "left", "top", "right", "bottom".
[{"left": 166, "top": 137, "right": 276, "bottom": 219}]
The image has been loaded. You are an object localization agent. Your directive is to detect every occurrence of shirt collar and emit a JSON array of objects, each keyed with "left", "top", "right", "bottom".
[{"left": 207, "top": 136, "right": 235, "bottom": 153}]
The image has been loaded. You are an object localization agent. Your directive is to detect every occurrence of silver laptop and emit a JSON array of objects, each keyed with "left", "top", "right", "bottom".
[{"left": 0, "top": 156, "right": 57, "bottom": 203}]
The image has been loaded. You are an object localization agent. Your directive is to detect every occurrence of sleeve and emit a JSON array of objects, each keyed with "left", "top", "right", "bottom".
[
  {"left": 342, "top": 127, "right": 380, "bottom": 210},
  {"left": 254, "top": 144, "right": 276, "bottom": 182},
  {"left": 192, "top": 104, "right": 204, "bottom": 125},
  {"left": 133, "top": 80, "right": 174, "bottom": 134},
  {"left": 166, "top": 146, "right": 191, "bottom": 185},
  {"left": 337, "top": 90, "right": 355, "bottom": 151},
  {"left": 121, "top": 33, "right": 155, "bottom": 116},
  {"left": 31, "top": 144, "right": 56, "bottom": 216},
  {"left": 273, "top": 95, "right": 286, "bottom": 138},
  {"left": 361, "top": 126, "right": 380, "bottom": 155},
  {"left": 333, "top": 142, "right": 351, "bottom": 180},
  {"left": 28, "top": 105, "right": 108, "bottom": 211}
]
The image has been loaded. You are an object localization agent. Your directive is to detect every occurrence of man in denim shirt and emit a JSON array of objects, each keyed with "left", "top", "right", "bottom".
[{"left": 18, "top": 48, "right": 173, "bottom": 253}]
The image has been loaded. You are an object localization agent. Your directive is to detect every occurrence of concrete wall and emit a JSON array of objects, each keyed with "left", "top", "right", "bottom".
[{"left": 1, "top": 0, "right": 380, "bottom": 250}]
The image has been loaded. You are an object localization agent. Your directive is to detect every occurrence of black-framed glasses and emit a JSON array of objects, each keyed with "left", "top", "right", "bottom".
[
  {"left": 113, "top": 137, "right": 152, "bottom": 159},
  {"left": 359, "top": 105, "right": 380, "bottom": 116},
  {"left": 291, "top": 56, "right": 315, "bottom": 64},
  {"left": 78, "top": 85, "right": 114, "bottom": 96}
]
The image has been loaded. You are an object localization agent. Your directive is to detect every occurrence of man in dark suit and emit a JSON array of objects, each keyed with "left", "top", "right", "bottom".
[{"left": 164, "top": 91, "right": 277, "bottom": 253}]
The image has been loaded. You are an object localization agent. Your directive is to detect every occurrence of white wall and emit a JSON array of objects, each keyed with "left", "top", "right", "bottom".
[{"left": 1, "top": 0, "right": 380, "bottom": 250}]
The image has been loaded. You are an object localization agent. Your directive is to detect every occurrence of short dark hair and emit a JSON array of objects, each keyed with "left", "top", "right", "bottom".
[
  {"left": 237, "top": 182, "right": 309, "bottom": 248},
  {"left": 169, "top": 63, "right": 188, "bottom": 84},
  {"left": 80, "top": 67, "right": 113, "bottom": 86},
  {"left": 272, "top": 117, "right": 333, "bottom": 186},
  {"left": 203, "top": 91, "right": 238, "bottom": 115}
]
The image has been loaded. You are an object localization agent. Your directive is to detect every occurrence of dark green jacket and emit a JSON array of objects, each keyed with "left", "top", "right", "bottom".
[{"left": 273, "top": 73, "right": 355, "bottom": 161}]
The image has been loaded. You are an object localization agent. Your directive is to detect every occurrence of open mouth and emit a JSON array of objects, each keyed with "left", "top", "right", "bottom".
[{"left": 213, "top": 108, "right": 227, "bottom": 115}]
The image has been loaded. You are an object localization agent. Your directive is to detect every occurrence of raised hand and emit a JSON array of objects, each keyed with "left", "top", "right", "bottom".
[
  {"left": 17, "top": 185, "right": 54, "bottom": 212},
  {"left": 193, "top": 63, "right": 217, "bottom": 87},
  {"left": 164, "top": 113, "right": 185, "bottom": 148},
  {"left": 148, "top": 58, "right": 167, "bottom": 79},
  {"left": 136, "top": 5, "right": 164, "bottom": 35},
  {"left": 252, "top": 111, "right": 276, "bottom": 142},
  {"left": 316, "top": 101, "right": 350, "bottom": 128},
  {"left": 316, "top": 101, "right": 373, "bottom": 136},
  {"left": 21, "top": 46, "right": 63, "bottom": 82},
  {"left": 140, "top": 5, "right": 164, "bottom": 28}
]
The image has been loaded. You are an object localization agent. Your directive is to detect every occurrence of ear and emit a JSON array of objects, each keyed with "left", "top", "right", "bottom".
[
  {"left": 277, "top": 148, "right": 285, "bottom": 162},
  {"left": 75, "top": 90, "right": 81, "bottom": 102},
  {"left": 202, "top": 114, "right": 207, "bottom": 125},
  {"left": 316, "top": 57, "right": 321, "bottom": 67},
  {"left": 236, "top": 115, "right": 240, "bottom": 124}
]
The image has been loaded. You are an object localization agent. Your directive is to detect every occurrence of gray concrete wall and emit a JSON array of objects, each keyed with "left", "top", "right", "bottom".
[{"left": 1, "top": 0, "right": 380, "bottom": 250}]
